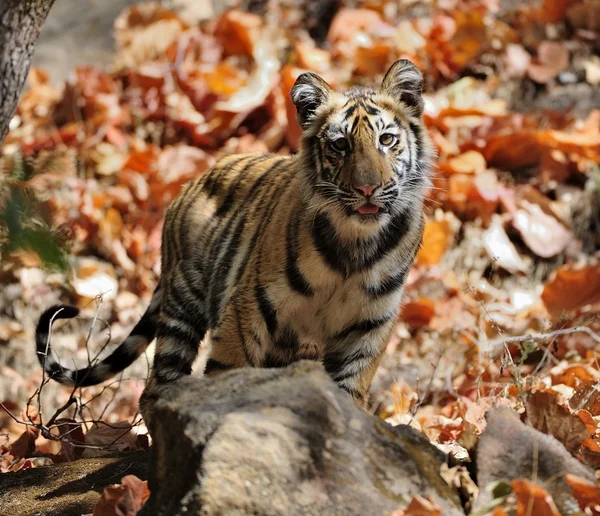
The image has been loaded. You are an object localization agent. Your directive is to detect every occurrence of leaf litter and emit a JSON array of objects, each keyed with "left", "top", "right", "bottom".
[{"left": 1, "top": 0, "right": 600, "bottom": 514}]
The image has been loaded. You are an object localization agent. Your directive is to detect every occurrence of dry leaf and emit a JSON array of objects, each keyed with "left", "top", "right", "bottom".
[
  {"left": 389, "top": 495, "right": 442, "bottom": 516},
  {"left": 542, "top": 263, "right": 600, "bottom": 317},
  {"left": 527, "top": 41, "right": 569, "bottom": 84},
  {"left": 401, "top": 297, "right": 435, "bottom": 329},
  {"left": 417, "top": 218, "right": 453, "bottom": 266},
  {"left": 93, "top": 474, "right": 150, "bottom": 516},
  {"left": 82, "top": 422, "right": 140, "bottom": 458},
  {"left": 511, "top": 479, "right": 561, "bottom": 516},
  {"left": 527, "top": 391, "right": 591, "bottom": 452},
  {"left": 483, "top": 219, "right": 528, "bottom": 274},
  {"left": 512, "top": 200, "right": 572, "bottom": 258},
  {"left": 564, "top": 473, "right": 600, "bottom": 515},
  {"left": 445, "top": 150, "right": 487, "bottom": 175}
]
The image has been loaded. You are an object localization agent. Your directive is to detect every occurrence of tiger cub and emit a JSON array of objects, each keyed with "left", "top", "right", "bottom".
[{"left": 36, "top": 59, "right": 434, "bottom": 417}]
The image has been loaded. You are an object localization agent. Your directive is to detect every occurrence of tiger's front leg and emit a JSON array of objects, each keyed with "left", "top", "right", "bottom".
[{"left": 323, "top": 319, "right": 395, "bottom": 408}]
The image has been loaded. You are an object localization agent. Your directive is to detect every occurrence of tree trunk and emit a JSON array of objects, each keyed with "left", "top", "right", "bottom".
[{"left": 0, "top": 0, "right": 56, "bottom": 149}]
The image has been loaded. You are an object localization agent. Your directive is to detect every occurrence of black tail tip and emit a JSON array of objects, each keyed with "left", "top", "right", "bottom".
[{"left": 38, "top": 304, "right": 80, "bottom": 328}]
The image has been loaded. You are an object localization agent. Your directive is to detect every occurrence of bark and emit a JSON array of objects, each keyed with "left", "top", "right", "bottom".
[{"left": 0, "top": 0, "right": 56, "bottom": 149}]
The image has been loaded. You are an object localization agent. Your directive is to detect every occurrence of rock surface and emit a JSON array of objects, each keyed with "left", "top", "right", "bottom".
[
  {"left": 0, "top": 451, "right": 148, "bottom": 516},
  {"left": 475, "top": 408, "right": 596, "bottom": 515},
  {"left": 140, "top": 360, "right": 463, "bottom": 516}
]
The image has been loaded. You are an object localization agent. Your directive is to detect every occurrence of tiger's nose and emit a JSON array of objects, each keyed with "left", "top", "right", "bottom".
[{"left": 354, "top": 184, "right": 380, "bottom": 197}]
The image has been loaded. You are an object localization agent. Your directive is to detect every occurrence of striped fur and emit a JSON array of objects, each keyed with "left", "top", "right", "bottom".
[{"left": 36, "top": 60, "right": 434, "bottom": 413}]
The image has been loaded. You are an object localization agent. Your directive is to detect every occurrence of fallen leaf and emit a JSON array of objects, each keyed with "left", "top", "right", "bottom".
[
  {"left": 511, "top": 479, "right": 561, "bottom": 516},
  {"left": 512, "top": 200, "right": 572, "bottom": 258},
  {"left": 445, "top": 150, "right": 487, "bottom": 175},
  {"left": 401, "top": 297, "right": 435, "bottom": 329},
  {"left": 416, "top": 218, "right": 453, "bottom": 266},
  {"left": 564, "top": 474, "right": 600, "bottom": 515},
  {"left": 527, "top": 391, "right": 591, "bottom": 452},
  {"left": 389, "top": 495, "right": 442, "bottom": 516},
  {"left": 464, "top": 397, "right": 518, "bottom": 435},
  {"left": 542, "top": 263, "right": 600, "bottom": 317},
  {"left": 542, "top": 0, "right": 580, "bottom": 23},
  {"left": 82, "top": 422, "right": 140, "bottom": 458},
  {"left": 483, "top": 219, "right": 528, "bottom": 274},
  {"left": 93, "top": 474, "right": 150, "bottom": 516},
  {"left": 527, "top": 41, "right": 569, "bottom": 84},
  {"left": 214, "top": 10, "right": 262, "bottom": 58}
]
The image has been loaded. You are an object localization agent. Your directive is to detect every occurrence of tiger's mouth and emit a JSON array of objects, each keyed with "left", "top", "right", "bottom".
[{"left": 357, "top": 203, "right": 380, "bottom": 215}]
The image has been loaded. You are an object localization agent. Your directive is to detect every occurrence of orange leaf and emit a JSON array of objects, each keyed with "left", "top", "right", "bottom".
[
  {"left": 93, "top": 475, "right": 150, "bottom": 516},
  {"left": 542, "top": 263, "right": 600, "bottom": 317},
  {"left": 402, "top": 298, "right": 435, "bottom": 329},
  {"left": 214, "top": 10, "right": 262, "bottom": 58},
  {"left": 416, "top": 219, "right": 452, "bottom": 266},
  {"left": 511, "top": 479, "right": 561, "bottom": 516},
  {"left": 564, "top": 474, "right": 600, "bottom": 515},
  {"left": 445, "top": 150, "right": 487, "bottom": 175}
]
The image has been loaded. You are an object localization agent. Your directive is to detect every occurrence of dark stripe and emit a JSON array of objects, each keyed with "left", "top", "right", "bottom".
[
  {"left": 363, "top": 104, "right": 380, "bottom": 116},
  {"left": 262, "top": 353, "right": 290, "bottom": 368},
  {"left": 232, "top": 300, "right": 253, "bottom": 365},
  {"left": 254, "top": 284, "right": 277, "bottom": 338},
  {"left": 344, "top": 103, "right": 359, "bottom": 118},
  {"left": 274, "top": 326, "right": 299, "bottom": 351},
  {"left": 332, "top": 314, "right": 393, "bottom": 340},
  {"left": 154, "top": 352, "right": 192, "bottom": 382},
  {"left": 215, "top": 155, "right": 267, "bottom": 217},
  {"left": 365, "top": 268, "right": 408, "bottom": 298},
  {"left": 285, "top": 215, "right": 314, "bottom": 296},
  {"left": 311, "top": 212, "right": 349, "bottom": 275},
  {"left": 204, "top": 358, "right": 232, "bottom": 375},
  {"left": 323, "top": 346, "right": 376, "bottom": 381},
  {"left": 234, "top": 162, "right": 295, "bottom": 284},
  {"left": 207, "top": 215, "right": 247, "bottom": 325},
  {"left": 409, "top": 122, "right": 424, "bottom": 162},
  {"left": 156, "top": 319, "right": 200, "bottom": 343}
]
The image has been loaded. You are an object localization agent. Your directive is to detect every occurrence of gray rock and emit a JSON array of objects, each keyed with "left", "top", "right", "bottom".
[
  {"left": 140, "top": 361, "right": 464, "bottom": 516},
  {"left": 474, "top": 408, "right": 595, "bottom": 515}
]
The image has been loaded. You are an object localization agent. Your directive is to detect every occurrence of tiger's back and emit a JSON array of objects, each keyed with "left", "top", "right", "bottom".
[{"left": 35, "top": 59, "right": 434, "bottom": 416}]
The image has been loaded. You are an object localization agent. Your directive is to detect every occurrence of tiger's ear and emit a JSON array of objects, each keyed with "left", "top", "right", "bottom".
[
  {"left": 380, "top": 59, "right": 424, "bottom": 118},
  {"left": 291, "top": 72, "right": 333, "bottom": 129}
]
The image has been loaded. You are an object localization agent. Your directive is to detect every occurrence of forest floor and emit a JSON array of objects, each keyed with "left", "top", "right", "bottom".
[{"left": 1, "top": 0, "right": 600, "bottom": 514}]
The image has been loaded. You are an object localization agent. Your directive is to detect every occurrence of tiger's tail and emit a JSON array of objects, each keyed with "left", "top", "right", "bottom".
[{"left": 35, "top": 287, "right": 161, "bottom": 387}]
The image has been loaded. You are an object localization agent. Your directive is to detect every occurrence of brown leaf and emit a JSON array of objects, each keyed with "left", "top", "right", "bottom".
[
  {"left": 511, "top": 479, "right": 561, "bottom": 516},
  {"left": 214, "top": 10, "right": 262, "bottom": 58},
  {"left": 483, "top": 131, "right": 542, "bottom": 170},
  {"left": 527, "top": 41, "right": 569, "bottom": 84},
  {"left": 464, "top": 397, "right": 518, "bottom": 435},
  {"left": 401, "top": 298, "right": 435, "bottom": 329},
  {"left": 542, "top": 263, "right": 600, "bottom": 317},
  {"left": 93, "top": 474, "right": 150, "bottom": 516},
  {"left": 54, "top": 419, "right": 85, "bottom": 461},
  {"left": 328, "top": 8, "right": 382, "bottom": 45},
  {"left": 9, "top": 408, "right": 40, "bottom": 460},
  {"left": 527, "top": 391, "right": 591, "bottom": 452},
  {"left": 542, "top": 0, "right": 580, "bottom": 23},
  {"left": 82, "top": 422, "right": 140, "bottom": 458}
]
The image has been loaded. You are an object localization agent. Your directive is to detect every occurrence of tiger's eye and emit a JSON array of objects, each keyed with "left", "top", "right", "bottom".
[
  {"left": 330, "top": 138, "right": 349, "bottom": 152},
  {"left": 379, "top": 133, "right": 396, "bottom": 147}
]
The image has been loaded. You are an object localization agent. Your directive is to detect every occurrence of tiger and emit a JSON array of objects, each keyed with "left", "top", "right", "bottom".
[{"left": 35, "top": 59, "right": 434, "bottom": 420}]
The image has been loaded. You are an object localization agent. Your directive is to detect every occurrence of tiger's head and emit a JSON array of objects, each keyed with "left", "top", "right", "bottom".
[{"left": 291, "top": 59, "right": 434, "bottom": 230}]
